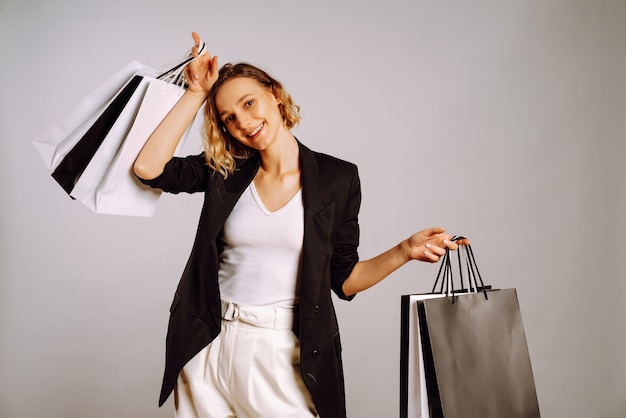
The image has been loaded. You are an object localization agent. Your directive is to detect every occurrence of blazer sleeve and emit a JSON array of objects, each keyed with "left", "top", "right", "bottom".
[
  {"left": 136, "top": 153, "right": 211, "bottom": 194},
  {"left": 330, "top": 164, "right": 361, "bottom": 300}
]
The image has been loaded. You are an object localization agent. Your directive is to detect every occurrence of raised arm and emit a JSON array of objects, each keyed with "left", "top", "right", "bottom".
[
  {"left": 341, "top": 228, "right": 469, "bottom": 297},
  {"left": 133, "top": 32, "right": 219, "bottom": 180}
]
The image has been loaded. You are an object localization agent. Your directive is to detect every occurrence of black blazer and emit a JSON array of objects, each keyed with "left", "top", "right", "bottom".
[{"left": 141, "top": 141, "right": 361, "bottom": 418}]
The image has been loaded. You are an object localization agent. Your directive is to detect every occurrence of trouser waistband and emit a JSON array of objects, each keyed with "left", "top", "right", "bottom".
[{"left": 220, "top": 298, "right": 295, "bottom": 330}]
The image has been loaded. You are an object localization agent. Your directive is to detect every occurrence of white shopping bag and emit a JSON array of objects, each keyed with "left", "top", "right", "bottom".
[
  {"left": 92, "top": 79, "right": 188, "bottom": 217},
  {"left": 69, "top": 73, "right": 156, "bottom": 210},
  {"left": 401, "top": 293, "right": 446, "bottom": 418},
  {"left": 32, "top": 61, "right": 148, "bottom": 170}
]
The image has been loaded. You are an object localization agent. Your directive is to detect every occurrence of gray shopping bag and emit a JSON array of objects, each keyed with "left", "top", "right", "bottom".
[
  {"left": 419, "top": 289, "right": 540, "bottom": 417},
  {"left": 401, "top": 238, "right": 540, "bottom": 418}
]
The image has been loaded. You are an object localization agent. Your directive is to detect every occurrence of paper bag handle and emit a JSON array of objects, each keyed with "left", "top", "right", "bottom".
[
  {"left": 431, "top": 236, "right": 490, "bottom": 300},
  {"left": 157, "top": 39, "right": 208, "bottom": 85}
]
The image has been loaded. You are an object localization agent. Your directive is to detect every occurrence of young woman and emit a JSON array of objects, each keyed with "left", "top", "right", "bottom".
[{"left": 134, "top": 32, "right": 466, "bottom": 418}]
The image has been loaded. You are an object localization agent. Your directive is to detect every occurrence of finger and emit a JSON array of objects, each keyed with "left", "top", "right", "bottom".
[
  {"left": 209, "top": 55, "right": 219, "bottom": 79},
  {"left": 423, "top": 250, "right": 441, "bottom": 263},
  {"left": 425, "top": 243, "right": 446, "bottom": 256},
  {"left": 192, "top": 31, "right": 201, "bottom": 46},
  {"left": 442, "top": 239, "right": 459, "bottom": 251},
  {"left": 190, "top": 32, "right": 203, "bottom": 57}
]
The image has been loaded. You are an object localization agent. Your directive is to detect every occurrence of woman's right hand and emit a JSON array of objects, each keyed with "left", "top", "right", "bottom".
[
  {"left": 133, "top": 32, "right": 219, "bottom": 180},
  {"left": 185, "top": 32, "right": 219, "bottom": 95}
]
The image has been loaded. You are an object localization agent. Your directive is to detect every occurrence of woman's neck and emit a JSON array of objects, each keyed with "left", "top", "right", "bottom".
[{"left": 257, "top": 129, "right": 300, "bottom": 177}]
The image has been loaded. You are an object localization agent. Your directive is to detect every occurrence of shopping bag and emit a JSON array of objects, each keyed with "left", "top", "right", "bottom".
[
  {"left": 419, "top": 289, "right": 540, "bottom": 418},
  {"left": 34, "top": 40, "right": 206, "bottom": 216},
  {"left": 401, "top": 292, "right": 446, "bottom": 418},
  {"left": 400, "top": 238, "right": 540, "bottom": 418},
  {"left": 401, "top": 238, "right": 490, "bottom": 418},
  {"left": 91, "top": 79, "right": 188, "bottom": 216},
  {"left": 32, "top": 60, "right": 148, "bottom": 170},
  {"left": 51, "top": 73, "right": 147, "bottom": 194}
]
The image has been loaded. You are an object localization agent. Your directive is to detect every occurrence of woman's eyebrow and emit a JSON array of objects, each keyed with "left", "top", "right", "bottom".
[{"left": 219, "top": 94, "right": 253, "bottom": 116}]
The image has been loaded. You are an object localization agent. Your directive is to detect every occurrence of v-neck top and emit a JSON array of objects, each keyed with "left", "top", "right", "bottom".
[
  {"left": 249, "top": 181, "right": 302, "bottom": 215},
  {"left": 218, "top": 183, "right": 304, "bottom": 308}
]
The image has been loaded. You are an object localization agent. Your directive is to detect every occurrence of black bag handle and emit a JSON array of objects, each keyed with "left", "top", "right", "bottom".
[{"left": 431, "top": 236, "right": 490, "bottom": 301}]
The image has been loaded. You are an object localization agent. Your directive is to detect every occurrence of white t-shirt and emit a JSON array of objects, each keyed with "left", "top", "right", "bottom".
[{"left": 218, "top": 182, "right": 304, "bottom": 308}]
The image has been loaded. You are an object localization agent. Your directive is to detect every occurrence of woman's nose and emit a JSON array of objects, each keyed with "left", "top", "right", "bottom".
[{"left": 236, "top": 114, "right": 249, "bottom": 129}]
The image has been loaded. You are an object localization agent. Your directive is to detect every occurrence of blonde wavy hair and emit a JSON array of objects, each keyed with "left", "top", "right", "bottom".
[{"left": 203, "top": 63, "right": 301, "bottom": 177}]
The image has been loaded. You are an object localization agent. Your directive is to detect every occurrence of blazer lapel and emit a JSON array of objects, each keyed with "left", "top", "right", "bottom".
[
  {"left": 298, "top": 142, "right": 335, "bottom": 331},
  {"left": 204, "top": 154, "right": 260, "bottom": 241}
]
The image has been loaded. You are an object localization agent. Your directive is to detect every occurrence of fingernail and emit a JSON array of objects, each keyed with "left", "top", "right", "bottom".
[
  {"left": 425, "top": 243, "right": 431, "bottom": 249},
  {"left": 194, "top": 73, "right": 199, "bottom": 80},
  {"left": 443, "top": 240, "right": 449, "bottom": 245}
]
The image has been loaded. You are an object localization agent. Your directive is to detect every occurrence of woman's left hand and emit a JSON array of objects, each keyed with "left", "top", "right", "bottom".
[
  {"left": 403, "top": 227, "right": 470, "bottom": 263},
  {"left": 342, "top": 227, "right": 471, "bottom": 296}
]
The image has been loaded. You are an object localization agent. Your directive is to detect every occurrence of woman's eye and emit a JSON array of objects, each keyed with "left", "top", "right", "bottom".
[
  {"left": 224, "top": 115, "right": 234, "bottom": 124},
  {"left": 245, "top": 99, "right": 254, "bottom": 108}
]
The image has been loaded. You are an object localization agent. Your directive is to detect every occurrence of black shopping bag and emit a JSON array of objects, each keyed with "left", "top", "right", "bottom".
[{"left": 400, "top": 238, "right": 540, "bottom": 418}]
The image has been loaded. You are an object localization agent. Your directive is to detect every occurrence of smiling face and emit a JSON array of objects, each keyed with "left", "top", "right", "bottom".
[{"left": 214, "top": 76, "right": 286, "bottom": 152}]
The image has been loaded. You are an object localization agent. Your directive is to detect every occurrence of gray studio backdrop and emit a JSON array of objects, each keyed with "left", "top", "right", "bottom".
[{"left": 1, "top": 0, "right": 625, "bottom": 417}]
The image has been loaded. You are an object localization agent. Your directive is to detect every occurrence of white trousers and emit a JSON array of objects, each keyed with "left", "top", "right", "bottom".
[{"left": 174, "top": 299, "right": 318, "bottom": 418}]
